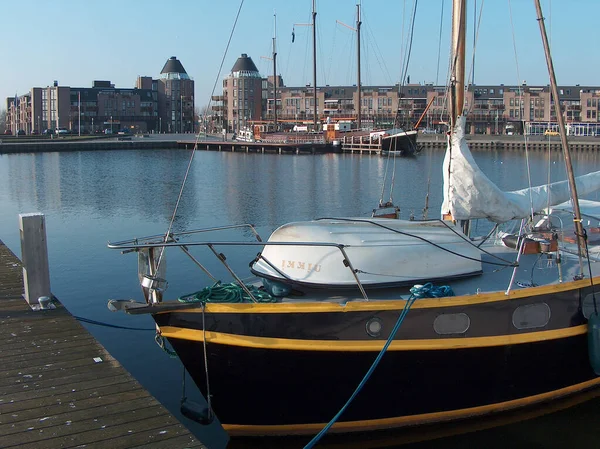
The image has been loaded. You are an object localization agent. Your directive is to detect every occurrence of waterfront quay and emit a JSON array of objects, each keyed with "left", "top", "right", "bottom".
[
  {"left": 0, "top": 240, "right": 205, "bottom": 449},
  {"left": 1, "top": 133, "right": 600, "bottom": 155}
]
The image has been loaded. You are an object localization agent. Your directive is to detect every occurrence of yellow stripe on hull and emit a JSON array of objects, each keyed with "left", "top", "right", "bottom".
[
  {"left": 158, "top": 276, "right": 598, "bottom": 315},
  {"left": 223, "top": 377, "right": 600, "bottom": 436},
  {"left": 159, "top": 324, "right": 587, "bottom": 351}
]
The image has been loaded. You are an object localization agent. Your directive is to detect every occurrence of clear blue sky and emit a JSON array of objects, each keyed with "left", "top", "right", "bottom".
[{"left": 2, "top": 0, "right": 598, "bottom": 111}]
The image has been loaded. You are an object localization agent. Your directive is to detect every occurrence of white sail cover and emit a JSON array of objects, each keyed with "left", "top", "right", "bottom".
[{"left": 441, "top": 116, "right": 600, "bottom": 223}]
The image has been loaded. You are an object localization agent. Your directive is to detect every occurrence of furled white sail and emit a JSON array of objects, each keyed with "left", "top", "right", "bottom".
[{"left": 441, "top": 116, "right": 600, "bottom": 223}]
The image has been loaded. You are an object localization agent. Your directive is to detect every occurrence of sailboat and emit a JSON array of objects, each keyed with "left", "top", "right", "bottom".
[{"left": 108, "top": 0, "right": 600, "bottom": 442}]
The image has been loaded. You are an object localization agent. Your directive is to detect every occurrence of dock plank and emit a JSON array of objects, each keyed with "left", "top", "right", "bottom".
[{"left": 0, "top": 240, "right": 205, "bottom": 448}]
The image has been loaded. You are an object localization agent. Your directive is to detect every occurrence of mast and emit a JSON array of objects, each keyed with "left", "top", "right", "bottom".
[
  {"left": 450, "top": 0, "right": 466, "bottom": 128},
  {"left": 273, "top": 13, "right": 278, "bottom": 131},
  {"left": 312, "top": 0, "right": 318, "bottom": 131},
  {"left": 356, "top": 3, "right": 362, "bottom": 130},
  {"left": 534, "top": 0, "right": 587, "bottom": 259}
]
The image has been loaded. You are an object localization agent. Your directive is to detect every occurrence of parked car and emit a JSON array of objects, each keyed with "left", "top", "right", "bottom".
[
  {"left": 56, "top": 128, "right": 70, "bottom": 135},
  {"left": 16, "top": 129, "right": 25, "bottom": 135},
  {"left": 43, "top": 129, "right": 55, "bottom": 135},
  {"left": 3, "top": 130, "right": 11, "bottom": 135},
  {"left": 31, "top": 129, "right": 39, "bottom": 135}
]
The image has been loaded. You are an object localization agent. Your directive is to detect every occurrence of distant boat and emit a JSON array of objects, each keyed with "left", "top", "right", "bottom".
[
  {"left": 377, "top": 127, "right": 419, "bottom": 155},
  {"left": 234, "top": 126, "right": 255, "bottom": 142}
]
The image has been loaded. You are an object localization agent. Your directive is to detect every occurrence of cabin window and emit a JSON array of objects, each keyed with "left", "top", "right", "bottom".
[
  {"left": 582, "top": 294, "right": 600, "bottom": 319},
  {"left": 433, "top": 313, "right": 470, "bottom": 335},
  {"left": 512, "top": 303, "right": 551, "bottom": 330},
  {"left": 366, "top": 317, "right": 383, "bottom": 337}
]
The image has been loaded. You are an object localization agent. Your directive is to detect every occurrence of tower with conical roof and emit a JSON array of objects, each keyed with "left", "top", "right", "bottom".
[
  {"left": 157, "top": 56, "right": 194, "bottom": 133},
  {"left": 223, "top": 54, "right": 262, "bottom": 133}
]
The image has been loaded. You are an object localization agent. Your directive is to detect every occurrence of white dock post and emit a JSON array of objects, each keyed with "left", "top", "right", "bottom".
[{"left": 19, "top": 213, "right": 51, "bottom": 307}]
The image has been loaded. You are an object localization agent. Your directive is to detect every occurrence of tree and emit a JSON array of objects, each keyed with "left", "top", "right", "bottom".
[{"left": 195, "top": 105, "right": 213, "bottom": 133}]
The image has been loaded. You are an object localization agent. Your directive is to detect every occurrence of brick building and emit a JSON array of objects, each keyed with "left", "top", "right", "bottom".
[{"left": 5, "top": 56, "right": 194, "bottom": 135}]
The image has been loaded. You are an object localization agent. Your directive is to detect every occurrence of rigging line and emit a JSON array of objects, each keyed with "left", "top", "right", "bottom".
[
  {"left": 464, "top": 0, "right": 484, "bottom": 115},
  {"left": 316, "top": 14, "right": 327, "bottom": 86},
  {"left": 157, "top": 0, "right": 245, "bottom": 271},
  {"left": 326, "top": 22, "right": 339, "bottom": 85},
  {"left": 435, "top": 0, "right": 445, "bottom": 86},
  {"left": 400, "top": 0, "right": 419, "bottom": 87},
  {"left": 396, "top": 0, "right": 418, "bottom": 129},
  {"left": 399, "top": 0, "right": 406, "bottom": 82},
  {"left": 507, "top": 0, "right": 535, "bottom": 222},
  {"left": 472, "top": 0, "right": 476, "bottom": 86},
  {"left": 364, "top": 18, "right": 394, "bottom": 85},
  {"left": 545, "top": 0, "right": 553, "bottom": 209},
  {"left": 379, "top": 145, "right": 393, "bottom": 205},
  {"left": 388, "top": 137, "right": 399, "bottom": 203}
]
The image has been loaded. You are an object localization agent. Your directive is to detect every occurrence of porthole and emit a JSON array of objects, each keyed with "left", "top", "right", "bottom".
[
  {"left": 366, "top": 317, "right": 383, "bottom": 338},
  {"left": 582, "top": 294, "right": 600, "bottom": 319},
  {"left": 512, "top": 303, "right": 551, "bottom": 330},
  {"left": 433, "top": 313, "right": 470, "bottom": 335}
]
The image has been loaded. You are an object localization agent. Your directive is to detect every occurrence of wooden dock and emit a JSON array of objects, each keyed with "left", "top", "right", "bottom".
[
  {"left": 339, "top": 135, "right": 382, "bottom": 155},
  {"left": 0, "top": 240, "right": 205, "bottom": 448},
  {"left": 177, "top": 140, "right": 333, "bottom": 154}
]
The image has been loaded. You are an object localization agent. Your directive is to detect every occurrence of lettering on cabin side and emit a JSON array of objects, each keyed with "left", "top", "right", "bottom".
[{"left": 281, "top": 260, "right": 322, "bottom": 272}]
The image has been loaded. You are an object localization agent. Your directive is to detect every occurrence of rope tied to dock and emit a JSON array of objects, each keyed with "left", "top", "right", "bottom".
[{"left": 178, "top": 281, "right": 276, "bottom": 304}]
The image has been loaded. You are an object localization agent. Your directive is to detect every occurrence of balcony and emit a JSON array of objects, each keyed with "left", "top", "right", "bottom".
[{"left": 211, "top": 95, "right": 225, "bottom": 101}]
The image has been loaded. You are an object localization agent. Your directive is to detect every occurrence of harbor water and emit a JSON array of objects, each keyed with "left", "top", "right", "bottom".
[{"left": 1, "top": 146, "right": 600, "bottom": 448}]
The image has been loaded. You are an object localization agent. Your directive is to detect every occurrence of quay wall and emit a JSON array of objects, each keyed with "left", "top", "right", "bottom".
[{"left": 1, "top": 135, "right": 600, "bottom": 155}]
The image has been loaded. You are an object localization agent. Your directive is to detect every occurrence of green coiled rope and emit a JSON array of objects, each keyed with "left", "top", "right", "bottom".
[{"left": 178, "top": 281, "right": 277, "bottom": 304}]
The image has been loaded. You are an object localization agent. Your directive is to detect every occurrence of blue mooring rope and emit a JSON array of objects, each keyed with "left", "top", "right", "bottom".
[{"left": 303, "top": 282, "right": 453, "bottom": 448}]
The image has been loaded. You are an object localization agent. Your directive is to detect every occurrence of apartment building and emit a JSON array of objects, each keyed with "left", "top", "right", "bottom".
[
  {"left": 209, "top": 55, "right": 600, "bottom": 135},
  {"left": 213, "top": 53, "right": 263, "bottom": 133},
  {"left": 157, "top": 56, "right": 195, "bottom": 133},
  {"left": 5, "top": 56, "right": 193, "bottom": 135}
]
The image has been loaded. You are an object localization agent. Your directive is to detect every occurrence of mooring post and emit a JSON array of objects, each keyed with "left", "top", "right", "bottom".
[{"left": 19, "top": 213, "right": 51, "bottom": 308}]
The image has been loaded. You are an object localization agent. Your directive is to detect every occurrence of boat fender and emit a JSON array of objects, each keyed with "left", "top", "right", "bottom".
[
  {"left": 180, "top": 399, "right": 214, "bottom": 425},
  {"left": 261, "top": 278, "right": 292, "bottom": 297},
  {"left": 588, "top": 312, "right": 600, "bottom": 376}
]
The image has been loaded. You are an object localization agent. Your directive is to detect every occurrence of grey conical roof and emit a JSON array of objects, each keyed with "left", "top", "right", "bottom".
[
  {"left": 231, "top": 54, "right": 259, "bottom": 73},
  {"left": 161, "top": 56, "right": 188, "bottom": 75}
]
